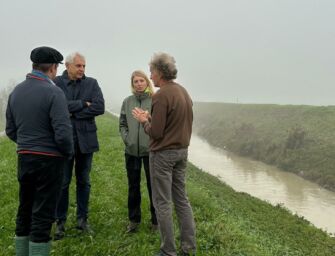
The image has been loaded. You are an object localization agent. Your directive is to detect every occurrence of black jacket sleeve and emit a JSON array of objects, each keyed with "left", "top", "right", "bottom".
[
  {"left": 68, "top": 100, "right": 85, "bottom": 113},
  {"left": 73, "top": 80, "right": 105, "bottom": 119}
]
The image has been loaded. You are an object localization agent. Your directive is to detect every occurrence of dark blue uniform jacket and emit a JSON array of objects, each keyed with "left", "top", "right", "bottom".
[
  {"left": 6, "top": 73, "right": 74, "bottom": 157},
  {"left": 54, "top": 71, "right": 105, "bottom": 154}
]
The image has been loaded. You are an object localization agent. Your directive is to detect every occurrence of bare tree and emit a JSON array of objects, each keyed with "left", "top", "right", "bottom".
[{"left": 0, "top": 80, "right": 16, "bottom": 131}]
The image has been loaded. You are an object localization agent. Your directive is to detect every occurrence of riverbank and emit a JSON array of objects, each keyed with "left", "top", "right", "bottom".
[
  {"left": 0, "top": 113, "right": 334, "bottom": 255},
  {"left": 188, "top": 134, "right": 335, "bottom": 234},
  {"left": 193, "top": 102, "right": 335, "bottom": 191}
]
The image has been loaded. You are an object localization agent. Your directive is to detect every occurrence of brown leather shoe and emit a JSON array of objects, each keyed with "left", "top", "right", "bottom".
[
  {"left": 126, "top": 222, "right": 139, "bottom": 233},
  {"left": 77, "top": 218, "right": 94, "bottom": 234},
  {"left": 54, "top": 220, "right": 65, "bottom": 240}
]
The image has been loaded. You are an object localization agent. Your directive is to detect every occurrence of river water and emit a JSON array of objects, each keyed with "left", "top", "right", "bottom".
[{"left": 188, "top": 134, "right": 335, "bottom": 235}]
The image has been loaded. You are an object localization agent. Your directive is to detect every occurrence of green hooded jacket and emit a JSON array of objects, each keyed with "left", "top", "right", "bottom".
[{"left": 119, "top": 93, "right": 151, "bottom": 157}]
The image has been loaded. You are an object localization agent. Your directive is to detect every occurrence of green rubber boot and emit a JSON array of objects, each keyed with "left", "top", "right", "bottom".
[
  {"left": 15, "top": 236, "right": 29, "bottom": 256},
  {"left": 29, "top": 241, "right": 51, "bottom": 256}
]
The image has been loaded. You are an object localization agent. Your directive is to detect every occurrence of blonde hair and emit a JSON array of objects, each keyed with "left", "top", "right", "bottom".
[{"left": 131, "top": 70, "right": 154, "bottom": 96}]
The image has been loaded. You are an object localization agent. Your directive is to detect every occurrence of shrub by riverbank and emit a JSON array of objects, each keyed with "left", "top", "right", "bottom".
[
  {"left": 0, "top": 113, "right": 334, "bottom": 255},
  {"left": 0, "top": 84, "right": 14, "bottom": 131},
  {"left": 193, "top": 102, "right": 335, "bottom": 191}
]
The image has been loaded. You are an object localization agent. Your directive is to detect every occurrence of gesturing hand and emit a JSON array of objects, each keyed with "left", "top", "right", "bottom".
[{"left": 132, "top": 107, "right": 149, "bottom": 123}]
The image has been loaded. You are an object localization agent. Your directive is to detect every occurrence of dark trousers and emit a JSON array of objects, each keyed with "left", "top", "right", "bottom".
[
  {"left": 125, "top": 154, "right": 157, "bottom": 225},
  {"left": 15, "top": 154, "right": 65, "bottom": 242},
  {"left": 56, "top": 143, "right": 93, "bottom": 222}
]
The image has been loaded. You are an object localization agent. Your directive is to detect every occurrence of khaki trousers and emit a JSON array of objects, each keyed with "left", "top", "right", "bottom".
[{"left": 150, "top": 149, "right": 196, "bottom": 256}]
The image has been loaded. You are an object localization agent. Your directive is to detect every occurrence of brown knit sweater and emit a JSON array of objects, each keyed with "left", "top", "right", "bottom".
[{"left": 143, "top": 81, "right": 193, "bottom": 152}]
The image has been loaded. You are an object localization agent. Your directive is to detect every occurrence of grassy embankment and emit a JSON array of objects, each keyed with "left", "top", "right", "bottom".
[
  {"left": 193, "top": 102, "right": 335, "bottom": 191},
  {"left": 0, "top": 113, "right": 334, "bottom": 255}
]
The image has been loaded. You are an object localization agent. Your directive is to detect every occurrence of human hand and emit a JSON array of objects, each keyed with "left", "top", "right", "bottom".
[{"left": 132, "top": 107, "right": 149, "bottom": 123}]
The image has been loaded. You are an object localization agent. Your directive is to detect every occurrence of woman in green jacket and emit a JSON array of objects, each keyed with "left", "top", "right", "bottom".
[{"left": 119, "top": 70, "right": 157, "bottom": 233}]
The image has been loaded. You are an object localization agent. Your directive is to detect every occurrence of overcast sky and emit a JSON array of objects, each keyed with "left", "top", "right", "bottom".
[{"left": 1, "top": 0, "right": 334, "bottom": 109}]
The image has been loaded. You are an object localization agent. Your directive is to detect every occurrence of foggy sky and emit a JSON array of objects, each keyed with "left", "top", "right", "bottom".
[{"left": 1, "top": 0, "right": 334, "bottom": 109}]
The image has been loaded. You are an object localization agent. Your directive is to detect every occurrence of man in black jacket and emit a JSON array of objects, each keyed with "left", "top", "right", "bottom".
[
  {"left": 54, "top": 52, "right": 105, "bottom": 239},
  {"left": 6, "top": 46, "right": 73, "bottom": 256}
]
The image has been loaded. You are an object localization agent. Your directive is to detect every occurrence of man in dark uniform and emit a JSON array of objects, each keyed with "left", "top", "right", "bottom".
[
  {"left": 6, "top": 46, "right": 73, "bottom": 256},
  {"left": 54, "top": 52, "right": 105, "bottom": 240}
]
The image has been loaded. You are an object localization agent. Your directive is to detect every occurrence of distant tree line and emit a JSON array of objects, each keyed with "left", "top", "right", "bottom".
[{"left": 0, "top": 81, "right": 15, "bottom": 131}]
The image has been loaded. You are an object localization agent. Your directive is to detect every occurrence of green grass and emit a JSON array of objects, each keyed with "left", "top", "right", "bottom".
[
  {"left": 193, "top": 102, "right": 335, "bottom": 191},
  {"left": 0, "top": 113, "right": 335, "bottom": 255}
]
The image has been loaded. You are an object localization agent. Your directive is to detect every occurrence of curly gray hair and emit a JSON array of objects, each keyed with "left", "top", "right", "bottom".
[{"left": 149, "top": 52, "right": 177, "bottom": 80}]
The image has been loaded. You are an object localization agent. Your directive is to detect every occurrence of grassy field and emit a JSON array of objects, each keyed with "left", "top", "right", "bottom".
[
  {"left": 0, "top": 113, "right": 334, "bottom": 255},
  {"left": 193, "top": 102, "right": 335, "bottom": 191}
]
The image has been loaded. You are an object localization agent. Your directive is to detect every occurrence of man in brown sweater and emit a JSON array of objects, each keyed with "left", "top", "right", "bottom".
[{"left": 132, "top": 52, "right": 196, "bottom": 256}]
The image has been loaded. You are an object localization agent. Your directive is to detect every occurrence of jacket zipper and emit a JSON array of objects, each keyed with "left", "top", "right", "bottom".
[{"left": 137, "top": 99, "right": 142, "bottom": 156}]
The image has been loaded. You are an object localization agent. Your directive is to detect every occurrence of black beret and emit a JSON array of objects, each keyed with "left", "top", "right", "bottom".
[{"left": 30, "top": 46, "right": 63, "bottom": 64}]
